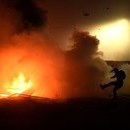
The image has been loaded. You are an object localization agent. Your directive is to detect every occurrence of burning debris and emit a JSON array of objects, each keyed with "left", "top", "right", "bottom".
[
  {"left": 0, "top": 0, "right": 128, "bottom": 100},
  {"left": 5, "top": 73, "right": 32, "bottom": 94},
  {"left": 0, "top": 0, "right": 110, "bottom": 99}
]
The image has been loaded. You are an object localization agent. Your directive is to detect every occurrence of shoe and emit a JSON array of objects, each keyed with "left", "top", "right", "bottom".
[{"left": 100, "top": 84, "right": 104, "bottom": 89}]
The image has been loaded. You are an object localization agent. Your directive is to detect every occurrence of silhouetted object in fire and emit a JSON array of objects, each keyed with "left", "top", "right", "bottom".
[{"left": 100, "top": 68, "right": 126, "bottom": 99}]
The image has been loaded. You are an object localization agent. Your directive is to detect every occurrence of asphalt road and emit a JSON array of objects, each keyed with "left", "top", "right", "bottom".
[{"left": 0, "top": 96, "right": 130, "bottom": 130}]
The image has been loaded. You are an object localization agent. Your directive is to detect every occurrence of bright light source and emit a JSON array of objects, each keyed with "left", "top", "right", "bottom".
[
  {"left": 90, "top": 19, "right": 129, "bottom": 60},
  {"left": 4, "top": 73, "right": 32, "bottom": 95}
]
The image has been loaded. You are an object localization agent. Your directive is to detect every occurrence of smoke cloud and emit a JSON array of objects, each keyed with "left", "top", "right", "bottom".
[
  {"left": 0, "top": 0, "right": 63, "bottom": 98},
  {"left": 0, "top": 0, "right": 127, "bottom": 99},
  {"left": 63, "top": 30, "right": 110, "bottom": 98},
  {"left": 0, "top": 0, "right": 47, "bottom": 39}
]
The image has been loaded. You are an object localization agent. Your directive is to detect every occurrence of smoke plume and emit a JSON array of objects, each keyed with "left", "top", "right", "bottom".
[
  {"left": 0, "top": 0, "right": 116, "bottom": 99},
  {"left": 1, "top": 0, "right": 47, "bottom": 32},
  {"left": 63, "top": 30, "right": 110, "bottom": 98}
]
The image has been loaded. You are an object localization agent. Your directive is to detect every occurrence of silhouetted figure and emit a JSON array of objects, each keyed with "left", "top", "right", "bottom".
[{"left": 100, "top": 68, "right": 126, "bottom": 99}]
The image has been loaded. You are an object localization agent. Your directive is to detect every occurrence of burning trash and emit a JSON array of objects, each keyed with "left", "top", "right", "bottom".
[{"left": 5, "top": 73, "right": 32, "bottom": 95}]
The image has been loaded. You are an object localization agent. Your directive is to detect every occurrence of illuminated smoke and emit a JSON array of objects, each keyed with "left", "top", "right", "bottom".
[
  {"left": 0, "top": 0, "right": 112, "bottom": 99},
  {"left": 63, "top": 30, "right": 110, "bottom": 98},
  {"left": 0, "top": 0, "right": 63, "bottom": 98}
]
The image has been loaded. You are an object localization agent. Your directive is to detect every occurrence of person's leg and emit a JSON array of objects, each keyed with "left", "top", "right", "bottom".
[
  {"left": 100, "top": 81, "right": 116, "bottom": 89},
  {"left": 113, "top": 87, "right": 117, "bottom": 99},
  {"left": 112, "top": 82, "right": 123, "bottom": 99}
]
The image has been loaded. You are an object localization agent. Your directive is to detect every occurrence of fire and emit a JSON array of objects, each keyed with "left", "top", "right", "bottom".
[
  {"left": 0, "top": 42, "right": 62, "bottom": 99},
  {"left": 0, "top": 94, "right": 9, "bottom": 97},
  {"left": 4, "top": 73, "right": 32, "bottom": 95}
]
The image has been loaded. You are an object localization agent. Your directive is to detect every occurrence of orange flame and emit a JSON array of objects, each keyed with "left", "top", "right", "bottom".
[
  {"left": 4, "top": 73, "right": 32, "bottom": 95},
  {"left": 0, "top": 94, "right": 9, "bottom": 98}
]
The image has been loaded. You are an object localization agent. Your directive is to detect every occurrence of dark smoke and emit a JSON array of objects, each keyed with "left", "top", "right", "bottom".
[
  {"left": 63, "top": 30, "right": 110, "bottom": 98},
  {"left": 0, "top": 0, "right": 47, "bottom": 33},
  {"left": 13, "top": 0, "right": 47, "bottom": 31},
  {"left": 0, "top": 0, "right": 113, "bottom": 99}
]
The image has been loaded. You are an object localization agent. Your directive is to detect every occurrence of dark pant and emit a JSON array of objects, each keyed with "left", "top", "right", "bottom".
[{"left": 103, "top": 81, "right": 123, "bottom": 99}]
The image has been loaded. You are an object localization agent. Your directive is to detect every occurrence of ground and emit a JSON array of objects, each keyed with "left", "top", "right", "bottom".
[{"left": 0, "top": 96, "right": 130, "bottom": 130}]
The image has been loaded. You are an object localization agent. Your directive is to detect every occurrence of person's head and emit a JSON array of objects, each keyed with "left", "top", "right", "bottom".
[{"left": 111, "top": 68, "right": 119, "bottom": 73}]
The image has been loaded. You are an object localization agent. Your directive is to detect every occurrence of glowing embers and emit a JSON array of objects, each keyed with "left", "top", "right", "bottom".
[{"left": 4, "top": 73, "right": 32, "bottom": 95}]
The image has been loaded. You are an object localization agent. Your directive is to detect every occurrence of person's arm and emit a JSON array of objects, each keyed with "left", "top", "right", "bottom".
[{"left": 111, "top": 74, "right": 116, "bottom": 79}]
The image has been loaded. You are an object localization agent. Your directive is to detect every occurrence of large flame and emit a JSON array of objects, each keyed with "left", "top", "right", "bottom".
[
  {"left": 0, "top": 34, "right": 64, "bottom": 99},
  {"left": 4, "top": 73, "right": 32, "bottom": 95}
]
